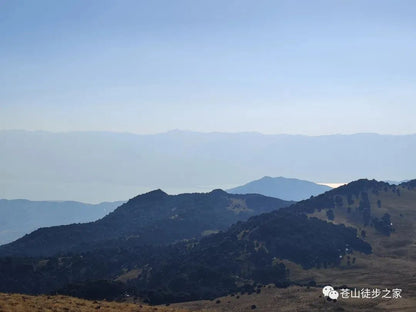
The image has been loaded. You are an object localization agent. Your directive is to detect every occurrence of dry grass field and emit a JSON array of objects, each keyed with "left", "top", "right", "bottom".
[
  {"left": 2, "top": 286, "right": 414, "bottom": 312},
  {"left": 172, "top": 285, "right": 416, "bottom": 312},
  {"left": 0, "top": 293, "right": 189, "bottom": 312}
]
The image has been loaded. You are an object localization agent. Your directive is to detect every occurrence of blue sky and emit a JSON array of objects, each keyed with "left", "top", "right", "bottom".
[{"left": 1, "top": 0, "right": 416, "bottom": 135}]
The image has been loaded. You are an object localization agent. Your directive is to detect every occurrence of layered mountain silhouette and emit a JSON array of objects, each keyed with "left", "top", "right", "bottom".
[
  {"left": 227, "top": 176, "right": 332, "bottom": 200},
  {"left": 0, "top": 199, "right": 123, "bottom": 245},
  {"left": 1, "top": 130, "right": 415, "bottom": 202},
  {"left": 0, "top": 190, "right": 292, "bottom": 257},
  {"left": 0, "top": 179, "right": 415, "bottom": 305}
]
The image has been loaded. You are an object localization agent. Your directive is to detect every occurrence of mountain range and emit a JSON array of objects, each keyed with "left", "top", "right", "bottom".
[
  {"left": 0, "top": 199, "right": 123, "bottom": 245},
  {"left": 0, "top": 190, "right": 292, "bottom": 257},
  {"left": 227, "top": 176, "right": 332, "bottom": 201},
  {"left": 1, "top": 178, "right": 414, "bottom": 309},
  {"left": 1, "top": 130, "right": 414, "bottom": 202}
]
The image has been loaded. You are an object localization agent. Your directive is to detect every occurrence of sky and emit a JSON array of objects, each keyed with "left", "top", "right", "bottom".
[{"left": 1, "top": 0, "right": 416, "bottom": 135}]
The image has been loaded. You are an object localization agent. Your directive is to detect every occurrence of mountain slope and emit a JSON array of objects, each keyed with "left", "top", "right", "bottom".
[
  {"left": 0, "top": 207, "right": 370, "bottom": 302},
  {"left": 293, "top": 179, "right": 416, "bottom": 263},
  {"left": 0, "top": 190, "right": 293, "bottom": 257},
  {"left": 0, "top": 199, "right": 123, "bottom": 245},
  {"left": 129, "top": 178, "right": 416, "bottom": 303},
  {"left": 227, "top": 176, "right": 332, "bottom": 200},
  {"left": 0, "top": 179, "right": 414, "bottom": 306},
  {"left": 0, "top": 293, "right": 189, "bottom": 312}
]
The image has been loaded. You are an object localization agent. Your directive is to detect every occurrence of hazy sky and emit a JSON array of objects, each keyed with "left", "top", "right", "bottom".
[{"left": 1, "top": 0, "right": 416, "bottom": 135}]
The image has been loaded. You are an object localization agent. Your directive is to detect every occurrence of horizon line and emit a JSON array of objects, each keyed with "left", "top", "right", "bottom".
[
  {"left": 1, "top": 178, "right": 413, "bottom": 204},
  {"left": 1, "top": 128, "right": 416, "bottom": 137}
]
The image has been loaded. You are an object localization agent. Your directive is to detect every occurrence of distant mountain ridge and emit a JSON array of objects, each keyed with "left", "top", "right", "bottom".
[
  {"left": 0, "top": 189, "right": 293, "bottom": 257},
  {"left": 227, "top": 176, "right": 332, "bottom": 201},
  {"left": 0, "top": 199, "right": 124, "bottom": 245},
  {"left": 1, "top": 130, "right": 415, "bottom": 202}
]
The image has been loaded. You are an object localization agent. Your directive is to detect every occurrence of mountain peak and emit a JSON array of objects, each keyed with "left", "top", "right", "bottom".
[
  {"left": 334, "top": 179, "right": 391, "bottom": 195},
  {"left": 227, "top": 176, "right": 331, "bottom": 201},
  {"left": 142, "top": 188, "right": 168, "bottom": 197},
  {"left": 128, "top": 189, "right": 168, "bottom": 203},
  {"left": 400, "top": 179, "right": 416, "bottom": 188},
  {"left": 209, "top": 189, "right": 227, "bottom": 196}
]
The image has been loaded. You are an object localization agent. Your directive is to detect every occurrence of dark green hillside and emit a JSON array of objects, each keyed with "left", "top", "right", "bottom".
[
  {"left": 129, "top": 211, "right": 370, "bottom": 304},
  {"left": 0, "top": 210, "right": 370, "bottom": 303},
  {"left": 0, "top": 181, "right": 377, "bottom": 304},
  {"left": 0, "top": 190, "right": 292, "bottom": 257},
  {"left": 1, "top": 179, "right": 414, "bottom": 305},
  {"left": 289, "top": 179, "right": 409, "bottom": 238}
]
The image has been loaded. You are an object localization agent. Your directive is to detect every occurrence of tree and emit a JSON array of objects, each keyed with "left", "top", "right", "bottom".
[{"left": 326, "top": 210, "right": 335, "bottom": 220}]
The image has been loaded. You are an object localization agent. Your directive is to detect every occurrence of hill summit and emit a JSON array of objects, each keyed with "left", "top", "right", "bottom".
[
  {"left": 227, "top": 176, "right": 332, "bottom": 200},
  {"left": 0, "top": 189, "right": 292, "bottom": 257}
]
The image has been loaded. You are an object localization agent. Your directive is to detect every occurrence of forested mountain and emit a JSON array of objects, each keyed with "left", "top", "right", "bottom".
[
  {"left": 0, "top": 179, "right": 414, "bottom": 305},
  {"left": 0, "top": 190, "right": 292, "bottom": 257}
]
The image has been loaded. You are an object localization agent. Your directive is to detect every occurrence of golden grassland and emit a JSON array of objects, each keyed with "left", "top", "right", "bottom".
[
  {"left": 318, "top": 188, "right": 414, "bottom": 281},
  {"left": 0, "top": 293, "right": 189, "bottom": 312},
  {"left": 172, "top": 285, "right": 416, "bottom": 312},
  {"left": 2, "top": 286, "right": 414, "bottom": 312}
]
